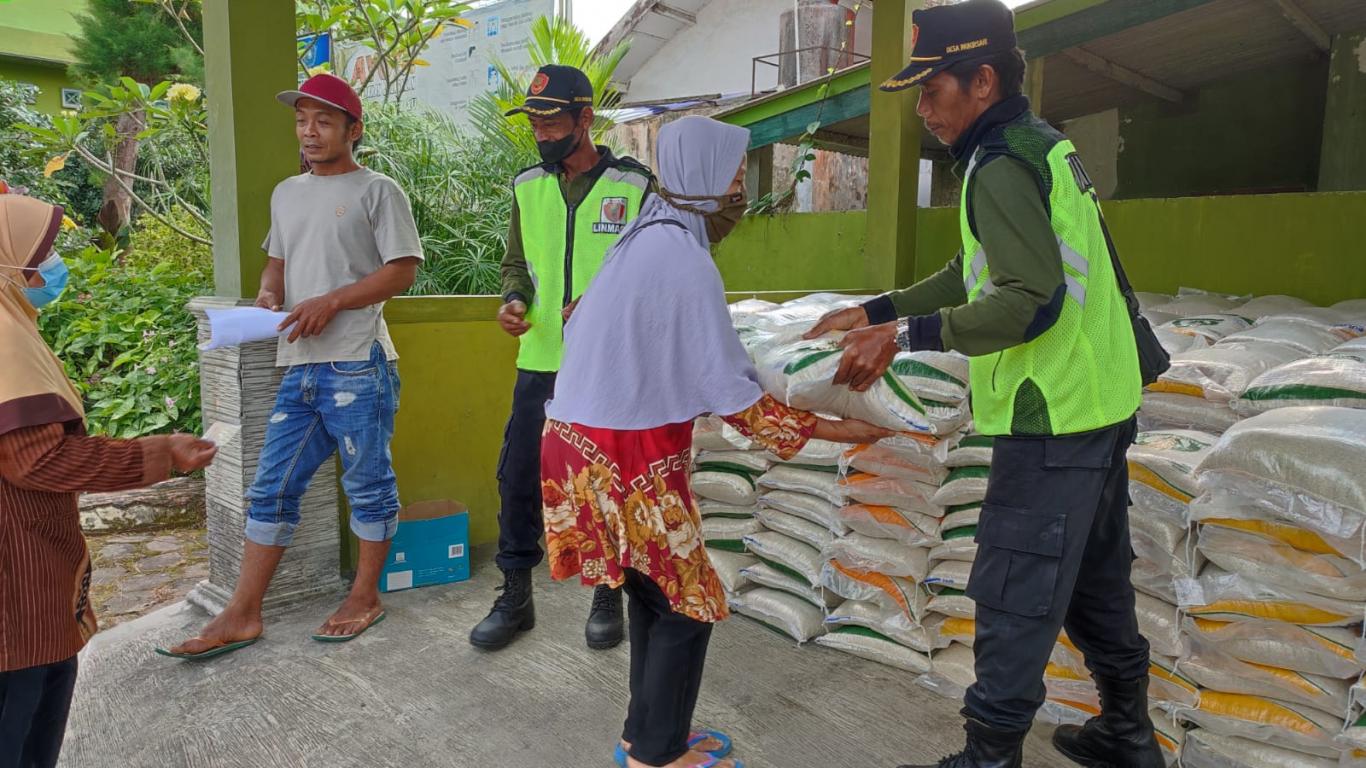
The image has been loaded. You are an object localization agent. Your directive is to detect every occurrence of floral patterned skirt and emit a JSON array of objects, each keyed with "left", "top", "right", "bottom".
[{"left": 540, "top": 419, "right": 729, "bottom": 623}]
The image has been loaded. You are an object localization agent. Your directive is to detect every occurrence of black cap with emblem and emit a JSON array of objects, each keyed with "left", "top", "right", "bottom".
[
  {"left": 505, "top": 64, "right": 595, "bottom": 117},
  {"left": 880, "top": 0, "right": 1019, "bottom": 93}
]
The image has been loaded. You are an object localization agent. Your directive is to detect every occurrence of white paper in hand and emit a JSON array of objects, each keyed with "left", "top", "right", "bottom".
[
  {"left": 202, "top": 422, "right": 241, "bottom": 447},
  {"left": 198, "top": 307, "right": 289, "bottom": 351}
]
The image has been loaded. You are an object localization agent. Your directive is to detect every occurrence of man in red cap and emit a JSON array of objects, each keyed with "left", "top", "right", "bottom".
[{"left": 163, "top": 73, "right": 423, "bottom": 659}]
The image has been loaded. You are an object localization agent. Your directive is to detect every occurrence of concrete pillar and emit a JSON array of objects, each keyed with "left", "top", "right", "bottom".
[
  {"left": 1319, "top": 32, "right": 1366, "bottom": 192},
  {"left": 746, "top": 144, "right": 775, "bottom": 202},
  {"left": 1026, "top": 56, "right": 1045, "bottom": 115},
  {"left": 189, "top": 0, "right": 345, "bottom": 615},
  {"left": 864, "top": 0, "right": 924, "bottom": 290}
]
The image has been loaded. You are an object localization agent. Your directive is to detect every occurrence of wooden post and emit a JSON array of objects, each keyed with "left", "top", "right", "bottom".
[
  {"left": 1319, "top": 31, "right": 1366, "bottom": 192},
  {"left": 864, "top": 0, "right": 924, "bottom": 291}
]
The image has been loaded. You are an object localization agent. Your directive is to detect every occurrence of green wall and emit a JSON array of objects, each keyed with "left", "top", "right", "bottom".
[
  {"left": 1115, "top": 61, "right": 1329, "bottom": 199},
  {"left": 0, "top": 59, "right": 76, "bottom": 115},
  {"left": 713, "top": 211, "right": 871, "bottom": 292}
]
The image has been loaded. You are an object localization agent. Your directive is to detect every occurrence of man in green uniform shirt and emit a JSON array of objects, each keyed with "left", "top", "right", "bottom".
[
  {"left": 471, "top": 65, "right": 655, "bottom": 652},
  {"left": 809, "top": 3, "right": 1161, "bottom": 767}
]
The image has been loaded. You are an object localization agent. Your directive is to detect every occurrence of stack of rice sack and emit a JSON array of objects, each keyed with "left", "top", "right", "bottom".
[
  {"left": 693, "top": 416, "right": 767, "bottom": 597},
  {"left": 1174, "top": 406, "right": 1366, "bottom": 765},
  {"left": 1234, "top": 335, "right": 1366, "bottom": 416},
  {"left": 1127, "top": 429, "right": 1215, "bottom": 605},
  {"left": 727, "top": 440, "right": 847, "bottom": 645}
]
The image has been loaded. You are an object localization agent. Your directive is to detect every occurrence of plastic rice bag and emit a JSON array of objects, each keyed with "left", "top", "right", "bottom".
[
  {"left": 1139, "top": 392, "right": 1240, "bottom": 434},
  {"left": 1151, "top": 342, "right": 1305, "bottom": 402},
  {"left": 933, "top": 466, "right": 991, "bottom": 507},
  {"left": 757, "top": 465, "right": 845, "bottom": 506},
  {"left": 825, "top": 599, "right": 946, "bottom": 652},
  {"left": 843, "top": 443, "right": 947, "bottom": 486},
  {"left": 816, "top": 626, "right": 933, "bottom": 673},
  {"left": 695, "top": 450, "right": 773, "bottom": 475},
  {"left": 1128, "top": 429, "right": 1217, "bottom": 515},
  {"left": 753, "top": 506, "right": 836, "bottom": 551},
  {"left": 1196, "top": 523, "right": 1366, "bottom": 602},
  {"left": 692, "top": 468, "right": 759, "bottom": 506},
  {"left": 1183, "top": 635, "right": 1352, "bottom": 715},
  {"left": 705, "top": 547, "right": 757, "bottom": 594},
  {"left": 1158, "top": 314, "right": 1253, "bottom": 343},
  {"left": 819, "top": 559, "right": 930, "bottom": 621},
  {"left": 1181, "top": 729, "right": 1338, "bottom": 768},
  {"left": 1177, "top": 690, "right": 1345, "bottom": 758},
  {"left": 823, "top": 533, "right": 930, "bottom": 581},
  {"left": 740, "top": 561, "right": 834, "bottom": 609},
  {"left": 758, "top": 491, "right": 847, "bottom": 536},
  {"left": 1178, "top": 566, "right": 1363, "bottom": 627},
  {"left": 728, "top": 587, "right": 827, "bottom": 642},
  {"left": 1234, "top": 350, "right": 1366, "bottom": 415},
  {"left": 1184, "top": 616, "right": 1362, "bottom": 679},
  {"left": 925, "top": 559, "right": 973, "bottom": 590},
  {"left": 742, "top": 531, "right": 824, "bottom": 587},
  {"left": 1220, "top": 319, "right": 1348, "bottom": 355},
  {"left": 840, "top": 473, "right": 940, "bottom": 512},
  {"left": 837, "top": 503, "right": 941, "bottom": 547},
  {"left": 938, "top": 434, "right": 993, "bottom": 468}
]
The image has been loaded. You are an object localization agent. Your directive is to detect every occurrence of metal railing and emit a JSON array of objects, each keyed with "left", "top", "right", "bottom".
[{"left": 751, "top": 46, "right": 872, "bottom": 97}]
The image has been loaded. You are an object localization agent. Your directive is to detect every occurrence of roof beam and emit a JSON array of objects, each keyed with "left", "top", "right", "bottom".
[
  {"left": 1062, "top": 46, "right": 1185, "bottom": 103},
  {"left": 1268, "top": 0, "right": 1331, "bottom": 53},
  {"left": 652, "top": 2, "right": 697, "bottom": 25}
]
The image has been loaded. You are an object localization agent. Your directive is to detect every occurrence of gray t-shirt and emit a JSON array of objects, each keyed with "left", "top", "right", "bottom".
[{"left": 263, "top": 168, "right": 423, "bottom": 367}]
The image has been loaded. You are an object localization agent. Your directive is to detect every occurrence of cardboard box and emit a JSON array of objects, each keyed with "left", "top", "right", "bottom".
[{"left": 379, "top": 500, "right": 470, "bottom": 593}]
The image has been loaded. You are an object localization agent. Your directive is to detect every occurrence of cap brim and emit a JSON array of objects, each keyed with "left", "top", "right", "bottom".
[
  {"left": 504, "top": 101, "right": 572, "bottom": 118},
  {"left": 880, "top": 60, "right": 950, "bottom": 92},
  {"left": 277, "top": 90, "right": 358, "bottom": 120}
]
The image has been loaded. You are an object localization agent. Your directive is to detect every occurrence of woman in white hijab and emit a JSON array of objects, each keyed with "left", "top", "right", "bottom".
[{"left": 540, "top": 116, "right": 889, "bottom": 768}]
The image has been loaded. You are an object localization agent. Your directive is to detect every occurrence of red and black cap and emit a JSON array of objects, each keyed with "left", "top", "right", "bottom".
[
  {"left": 505, "top": 64, "right": 594, "bottom": 117},
  {"left": 277, "top": 73, "right": 363, "bottom": 122},
  {"left": 881, "top": 0, "right": 1019, "bottom": 93}
]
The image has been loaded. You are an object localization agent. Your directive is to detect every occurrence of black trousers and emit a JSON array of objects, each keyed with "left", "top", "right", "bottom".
[
  {"left": 496, "top": 369, "right": 557, "bottom": 571},
  {"left": 622, "top": 569, "right": 714, "bottom": 766},
  {"left": 0, "top": 655, "right": 79, "bottom": 768},
  {"left": 964, "top": 418, "right": 1150, "bottom": 731}
]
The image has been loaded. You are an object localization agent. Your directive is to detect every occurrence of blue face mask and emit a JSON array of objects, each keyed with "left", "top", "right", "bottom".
[{"left": 22, "top": 253, "right": 69, "bottom": 310}]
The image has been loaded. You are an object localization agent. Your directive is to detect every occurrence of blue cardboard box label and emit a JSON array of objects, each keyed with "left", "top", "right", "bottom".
[{"left": 380, "top": 500, "right": 471, "bottom": 593}]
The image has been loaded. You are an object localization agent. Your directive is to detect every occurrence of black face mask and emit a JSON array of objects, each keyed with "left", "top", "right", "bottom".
[{"left": 537, "top": 127, "right": 583, "bottom": 165}]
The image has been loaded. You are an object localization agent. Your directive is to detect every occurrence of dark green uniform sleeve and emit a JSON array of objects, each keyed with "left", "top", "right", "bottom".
[
  {"left": 938, "top": 156, "right": 1064, "bottom": 357},
  {"left": 500, "top": 193, "right": 534, "bottom": 304},
  {"left": 891, "top": 252, "right": 968, "bottom": 317}
]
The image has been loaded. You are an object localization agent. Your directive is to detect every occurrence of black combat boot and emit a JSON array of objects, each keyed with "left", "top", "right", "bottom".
[
  {"left": 585, "top": 583, "right": 624, "bottom": 650},
  {"left": 469, "top": 568, "right": 534, "bottom": 650},
  {"left": 898, "top": 715, "right": 1026, "bottom": 768},
  {"left": 1052, "top": 675, "right": 1165, "bottom": 768}
]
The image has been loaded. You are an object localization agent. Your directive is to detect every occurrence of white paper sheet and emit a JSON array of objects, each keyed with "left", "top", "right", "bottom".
[
  {"left": 202, "top": 422, "right": 241, "bottom": 447},
  {"left": 198, "top": 307, "right": 289, "bottom": 351}
]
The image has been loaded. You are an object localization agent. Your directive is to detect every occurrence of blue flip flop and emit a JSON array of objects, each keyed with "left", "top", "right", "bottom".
[{"left": 614, "top": 730, "right": 736, "bottom": 766}]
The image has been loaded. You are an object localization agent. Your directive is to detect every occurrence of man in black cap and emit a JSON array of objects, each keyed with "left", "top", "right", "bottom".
[
  {"left": 806, "top": 2, "right": 1162, "bottom": 767},
  {"left": 470, "top": 64, "right": 656, "bottom": 652}
]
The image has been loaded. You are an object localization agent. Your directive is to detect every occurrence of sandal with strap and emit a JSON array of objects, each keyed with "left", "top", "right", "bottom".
[
  {"left": 155, "top": 636, "right": 260, "bottom": 661},
  {"left": 613, "top": 734, "right": 739, "bottom": 767}
]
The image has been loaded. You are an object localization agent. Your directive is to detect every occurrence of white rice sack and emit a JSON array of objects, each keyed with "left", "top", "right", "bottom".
[
  {"left": 742, "top": 531, "right": 824, "bottom": 588},
  {"left": 879, "top": 432, "right": 951, "bottom": 468},
  {"left": 837, "top": 503, "right": 941, "bottom": 547},
  {"left": 753, "top": 506, "right": 836, "bottom": 551},
  {"left": 933, "top": 466, "right": 991, "bottom": 507},
  {"left": 728, "top": 587, "right": 827, "bottom": 643},
  {"left": 816, "top": 627, "right": 933, "bottom": 674},
  {"left": 1149, "top": 708, "right": 1184, "bottom": 767},
  {"left": 1196, "top": 406, "right": 1366, "bottom": 539},
  {"left": 939, "top": 504, "right": 981, "bottom": 536},
  {"left": 823, "top": 533, "right": 930, "bottom": 581},
  {"left": 754, "top": 335, "right": 969, "bottom": 435},
  {"left": 938, "top": 434, "right": 994, "bottom": 468},
  {"left": 1136, "top": 292, "right": 1173, "bottom": 311},
  {"left": 758, "top": 490, "right": 847, "bottom": 536},
  {"left": 1234, "top": 295, "right": 1314, "bottom": 319},
  {"left": 698, "top": 502, "right": 758, "bottom": 519},
  {"left": 1184, "top": 616, "right": 1362, "bottom": 679},
  {"left": 740, "top": 562, "right": 834, "bottom": 609},
  {"left": 1134, "top": 591, "right": 1183, "bottom": 657},
  {"left": 1267, "top": 306, "right": 1355, "bottom": 329},
  {"left": 825, "top": 600, "right": 945, "bottom": 653},
  {"left": 701, "top": 517, "right": 765, "bottom": 546},
  {"left": 692, "top": 469, "right": 759, "bottom": 506},
  {"left": 819, "top": 559, "right": 930, "bottom": 621},
  {"left": 1155, "top": 326, "right": 1208, "bottom": 356},
  {"left": 892, "top": 350, "right": 972, "bottom": 404},
  {"left": 1233, "top": 351, "right": 1366, "bottom": 415},
  {"left": 929, "top": 529, "right": 977, "bottom": 563},
  {"left": 1128, "top": 506, "right": 1190, "bottom": 557},
  {"left": 1177, "top": 690, "right": 1345, "bottom": 758},
  {"left": 1197, "top": 524, "right": 1366, "bottom": 602},
  {"left": 785, "top": 439, "right": 846, "bottom": 468},
  {"left": 695, "top": 450, "right": 773, "bottom": 475},
  {"left": 925, "top": 559, "right": 973, "bottom": 590},
  {"left": 706, "top": 548, "right": 757, "bottom": 594},
  {"left": 1139, "top": 392, "right": 1240, "bottom": 434},
  {"left": 757, "top": 465, "right": 845, "bottom": 506},
  {"left": 693, "top": 415, "right": 756, "bottom": 451},
  {"left": 1181, "top": 729, "right": 1338, "bottom": 768},
  {"left": 933, "top": 615, "right": 976, "bottom": 647},
  {"left": 1183, "top": 636, "right": 1352, "bottom": 715},
  {"left": 926, "top": 590, "right": 976, "bottom": 619},
  {"left": 1158, "top": 314, "right": 1254, "bottom": 343},
  {"left": 927, "top": 642, "right": 977, "bottom": 691},
  {"left": 1128, "top": 429, "right": 1217, "bottom": 514},
  {"left": 840, "top": 473, "right": 940, "bottom": 512},
  {"left": 1131, "top": 558, "right": 1179, "bottom": 604},
  {"left": 843, "top": 443, "right": 947, "bottom": 486},
  {"left": 1189, "top": 490, "right": 1366, "bottom": 567},
  {"left": 1153, "top": 342, "right": 1306, "bottom": 402},
  {"left": 1341, "top": 336, "right": 1366, "bottom": 353},
  {"left": 1178, "top": 566, "right": 1363, "bottom": 627},
  {"left": 1150, "top": 295, "right": 1243, "bottom": 318},
  {"left": 1335, "top": 299, "right": 1366, "bottom": 314},
  {"left": 1147, "top": 653, "right": 1201, "bottom": 708},
  {"left": 1220, "top": 319, "right": 1348, "bottom": 356},
  {"left": 1143, "top": 310, "right": 1180, "bottom": 330}
]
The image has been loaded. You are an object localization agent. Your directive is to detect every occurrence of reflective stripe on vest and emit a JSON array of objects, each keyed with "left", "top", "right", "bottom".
[
  {"left": 513, "top": 165, "right": 650, "bottom": 372},
  {"left": 958, "top": 128, "right": 1141, "bottom": 437}
]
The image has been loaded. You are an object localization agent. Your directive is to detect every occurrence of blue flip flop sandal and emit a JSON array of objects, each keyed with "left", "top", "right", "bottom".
[{"left": 614, "top": 730, "right": 736, "bottom": 766}]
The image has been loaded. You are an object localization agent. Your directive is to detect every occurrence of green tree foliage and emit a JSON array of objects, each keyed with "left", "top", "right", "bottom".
[{"left": 71, "top": 0, "right": 203, "bottom": 85}]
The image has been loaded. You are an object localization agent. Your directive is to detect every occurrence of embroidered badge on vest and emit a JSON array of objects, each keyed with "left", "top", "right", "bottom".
[{"left": 592, "top": 196, "right": 629, "bottom": 234}]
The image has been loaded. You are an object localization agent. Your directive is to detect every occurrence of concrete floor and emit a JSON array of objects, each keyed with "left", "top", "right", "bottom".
[{"left": 59, "top": 551, "right": 1061, "bottom": 768}]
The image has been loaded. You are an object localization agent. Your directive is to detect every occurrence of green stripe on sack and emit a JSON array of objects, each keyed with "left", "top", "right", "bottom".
[
  {"left": 935, "top": 588, "right": 967, "bottom": 596},
  {"left": 707, "top": 539, "right": 749, "bottom": 554},
  {"left": 696, "top": 461, "right": 764, "bottom": 478},
  {"left": 880, "top": 370, "right": 929, "bottom": 416},
  {"left": 695, "top": 465, "right": 758, "bottom": 488},
  {"left": 957, "top": 435, "right": 995, "bottom": 449},
  {"left": 948, "top": 503, "right": 983, "bottom": 515},
  {"left": 784, "top": 463, "right": 841, "bottom": 474},
  {"left": 832, "top": 625, "right": 901, "bottom": 644},
  {"left": 754, "top": 556, "right": 814, "bottom": 586},
  {"left": 785, "top": 349, "right": 841, "bottom": 375},
  {"left": 942, "top": 526, "right": 978, "bottom": 540},
  {"left": 1241, "top": 384, "right": 1366, "bottom": 403},
  {"left": 889, "top": 358, "right": 966, "bottom": 387},
  {"left": 945, "top": 466, "right": 991, "bottom": 482}
]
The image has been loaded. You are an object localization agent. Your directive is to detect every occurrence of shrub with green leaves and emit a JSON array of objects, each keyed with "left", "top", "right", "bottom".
[{"left": 37, "top": 244, "right": 211, "bottom": 439}]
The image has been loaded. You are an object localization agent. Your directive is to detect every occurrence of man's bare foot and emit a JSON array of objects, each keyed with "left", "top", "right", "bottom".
[
  {"left": 168, "top": 605, "right": 263, "bottom": 655},
  {"left": 625, "top": 750, "right": 736, "bottom": 767},
  {"left": 314, "top": 591, "right": 383, "bottom": 638}
]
